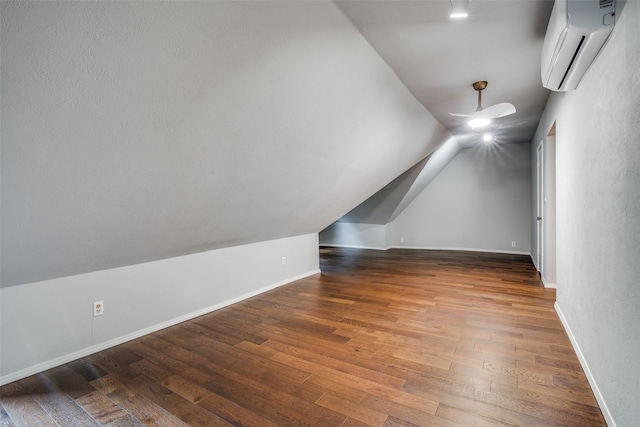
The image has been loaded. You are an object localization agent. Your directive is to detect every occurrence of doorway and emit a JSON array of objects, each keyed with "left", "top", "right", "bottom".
[
  {"left": 537, "top": 123, "right": 557, "bottom": 288},
  {"left": 536, "top": 142, "right": 544, "bottom": 273}
]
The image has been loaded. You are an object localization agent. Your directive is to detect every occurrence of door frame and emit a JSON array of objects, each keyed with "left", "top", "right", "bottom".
[{"left": 536, "top": 141, "right": 544, "bottom": 274}]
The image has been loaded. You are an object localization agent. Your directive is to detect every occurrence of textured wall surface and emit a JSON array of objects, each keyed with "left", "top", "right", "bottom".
[
  {"left": 389, "top": 143, "right": 532, "bottom": 253},
  {"left": 1, "top": 234, "right": 319, "bottom": 383},
  {"left": 531, "top": 1, "right": 640, "bottom": 424},
  {"left": 1, "top": 1, "right": 445, "bottom": 287}
]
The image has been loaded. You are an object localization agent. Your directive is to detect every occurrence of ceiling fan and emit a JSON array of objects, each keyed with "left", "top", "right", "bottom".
[{"left": 450, "top": 81, "right": 516, "bottom": 128}]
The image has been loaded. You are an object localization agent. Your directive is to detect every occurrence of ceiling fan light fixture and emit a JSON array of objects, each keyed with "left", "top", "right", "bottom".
[
  {"left": 482, "top": 133, "right": 494, "bottom": 144},
  {"left": 469, "top": 118, "right": 490, "bottom": 128},
  {"left": 450, "top": 0, "right": 470, "bottom": 18},
  {"left": 449, "top": 81, "right": 516, "bottom": 125}
]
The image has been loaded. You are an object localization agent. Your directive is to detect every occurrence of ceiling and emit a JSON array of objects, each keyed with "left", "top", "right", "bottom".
[{"left": 336, "top": 0, "right": 555, "bottom": 147}]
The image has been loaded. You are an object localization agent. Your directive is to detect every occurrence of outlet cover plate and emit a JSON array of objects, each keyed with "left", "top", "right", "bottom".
[{"left": 93, "top": 301, "right": 104, "bottom": 317}]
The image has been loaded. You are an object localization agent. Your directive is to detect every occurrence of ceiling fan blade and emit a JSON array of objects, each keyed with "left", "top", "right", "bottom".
[
  {"left": 477, "top": 102, "right": 516, "bottom": 119},
  {"left": 449, "top": 112, "right": 474, "bottom": 117}
]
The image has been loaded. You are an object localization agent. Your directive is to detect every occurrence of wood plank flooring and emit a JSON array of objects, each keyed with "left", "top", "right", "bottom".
[{"left": 0, "top": 248, "right": 606, "bottom": 426}]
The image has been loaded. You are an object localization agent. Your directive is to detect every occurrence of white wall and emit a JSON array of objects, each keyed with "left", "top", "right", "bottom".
[
  {"left": 531, "top": 1, "right": 640, "bottom": 424},
  {"left": 389, "top": 143, "right": 532, "bottom": 253},
  {"left": 0, "top": 234, "right": 319, "bottom": 385}
]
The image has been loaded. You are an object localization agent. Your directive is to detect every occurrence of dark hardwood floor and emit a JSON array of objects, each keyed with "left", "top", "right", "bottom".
[{"left": 1, "top": 247, "right": 606, "bottom": 426}]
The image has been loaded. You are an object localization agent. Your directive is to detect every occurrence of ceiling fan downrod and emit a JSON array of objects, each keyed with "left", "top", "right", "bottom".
[{"left": 473, "top": 81, "right": 488, "bottom": 112}]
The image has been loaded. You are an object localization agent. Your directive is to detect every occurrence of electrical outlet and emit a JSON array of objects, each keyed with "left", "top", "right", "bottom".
[
  {"left": 511, "top": 241, "right": 516, "bottom": 247},
  {"left": 400, "top": 237, "right": 405, "bottom": 243},
  {"left": 281, "top": 256, "right": 286, "bottom": 266},
  {"left": 93, "top": 301, "right": 104, "bottom": 317}
]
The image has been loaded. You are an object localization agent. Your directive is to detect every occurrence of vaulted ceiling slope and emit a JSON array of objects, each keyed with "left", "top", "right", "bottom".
[
  {"left": 0, "top": 1, "right": 453, "bottom": 287},
  {"left": 339, "top": 134, "right": 463, "bottom": 225},
  {"left": 337, "top": 0, "right": 554, "bottom": 146},
  {"left": 333, "top": 0, "right": 554, "bottom": 225}
]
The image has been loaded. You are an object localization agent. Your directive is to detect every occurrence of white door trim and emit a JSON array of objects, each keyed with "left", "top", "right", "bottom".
[{"left": 536, "top": 141, "right": 544, "bottom": 275}]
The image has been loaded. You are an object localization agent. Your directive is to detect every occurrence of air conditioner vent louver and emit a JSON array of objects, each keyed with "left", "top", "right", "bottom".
[
  {"left": 558, "top": 36, "right": 585, "bottom": 90},
  {"left": 599, "top": 0, "right": 613, "bottom": 9}
]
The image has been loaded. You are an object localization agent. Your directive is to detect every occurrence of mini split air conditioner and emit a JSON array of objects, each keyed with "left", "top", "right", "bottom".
[{"left": 541, "top": 0, "right": 616, "bottom": 92}]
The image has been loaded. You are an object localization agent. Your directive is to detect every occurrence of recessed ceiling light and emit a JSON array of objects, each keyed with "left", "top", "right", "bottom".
[
  {"left": 482, "top": 133, "right": 493, "bottom": 143},
  {"left": 450, "top": 0, "right": 470, "bottom": 18},
  {"left": 468, "top": 118, "right": 490, "bottom": 128}
]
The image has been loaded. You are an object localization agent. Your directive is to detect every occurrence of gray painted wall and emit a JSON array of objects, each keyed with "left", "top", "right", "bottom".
[
  {"left": 1, "top": 234, "right": 319, "bottom": 384},
  {"left": 389, "top": 143, "right": 532, "bottom": 253},
  {"left": 336, "top": 130, "right": 460, "bottom": 225},
  {"left": 337, "top": 157, "right": 432, "bottom": 226},
  {"left": 543, "top": 134, "right": 557, "bottom": 286},
  {"left": 320, "top": 223, "right": 389, "bottom": 250},
  {"left": 1, "top": 1, "right": 445, "bottom": 287},
  {"left": 531, "top": 1, "right": 640, "bottom": 424},
  {"left": 321, "top": 142, "right": 532, "bottom": 254}
]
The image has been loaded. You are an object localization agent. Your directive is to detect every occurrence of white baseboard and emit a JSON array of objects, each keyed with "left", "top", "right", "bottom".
[
  {"left": 529, "top": 255, "right": 555, "bottom": 288},
  {"left": 320, "top": 244, "right": 391, "bottom": 251},
  {"left": 541, "top": 276, "right": 557, "bottom": 289},
  {"left": 389, "top": 245, "right": 531, "bottom": 256},
  {"left": 531, "top": 254, "right": 540, "bottom": 271},
  {"left": 320, "top": 243, "right": 535, "bottom": 256},
  {"left": 321, "top": 244, "right": 531, "bottom": 256},
  {"left": 0, "top": 269, "right": 319, "bottom": 387},
  {"left": 555, "top": 302, "right": 615, "bottom": 427}
]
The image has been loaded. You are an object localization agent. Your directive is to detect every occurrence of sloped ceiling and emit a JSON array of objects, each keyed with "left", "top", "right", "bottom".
[
  {"left": 340, "top": 133, "right": 463, "bottom": 225},
  {"left": 340, "top": 157, "right": 433, "bottom": 225},
  {"left": 337, "top": 0, "right": 554, "bottom": 147},
  {"left": 333, "top": 0, "right": 554, "bottom": 225},
  {"left": 1, "top": 1, "right": 454, "bottom": 287}
]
